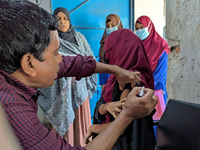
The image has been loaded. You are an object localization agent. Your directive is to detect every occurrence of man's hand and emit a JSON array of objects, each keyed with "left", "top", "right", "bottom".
[
  {"left": 85, "top": 126, "right": 94, "bottom": 144},
  {"left": 122, "top": 87, "right": 157, "bottom": 119},
  {"left": 105, "top": 98, "right": 126, "bottom": 118},
  {"left": 114, "top": 66, "right": 141, "bottom": 90}
]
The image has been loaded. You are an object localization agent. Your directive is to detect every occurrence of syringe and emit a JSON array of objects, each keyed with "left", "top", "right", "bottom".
[{"left": 138, "top": 86, "right": 145, "bottom": 97}]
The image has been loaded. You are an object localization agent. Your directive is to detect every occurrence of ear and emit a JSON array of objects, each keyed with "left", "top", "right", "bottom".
[{"left": 20, "top": 54, "right": 37, "bottom": 77}]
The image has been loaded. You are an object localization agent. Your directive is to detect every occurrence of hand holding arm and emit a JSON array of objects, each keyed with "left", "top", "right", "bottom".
[
  {"left": 95, "top": 62, "right": 141, "bottom": 90},
  {"left": 58, "top": 57, "right": 140, "bottom": 90}
]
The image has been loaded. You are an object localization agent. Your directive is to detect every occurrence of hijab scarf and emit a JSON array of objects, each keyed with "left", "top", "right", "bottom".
[
  {"left": 102, "top": 29, "right": 154, "bottom": 123},
  {"left": 99, "top": 14, "right": 123, "bottom": 62},
  {"left": 135, "top": 16, "right": 170, "bottom": 72},
  {"left": 53, "top": 7, "right": 77, "bottom": 45}
]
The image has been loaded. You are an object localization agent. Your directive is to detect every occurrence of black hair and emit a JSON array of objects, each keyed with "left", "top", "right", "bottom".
[
  {"left": 137, "top": 21, "right": 142, "bottom": 24},
  {"left": 0, "top": 0, "right": 58, "bottom": 74}
]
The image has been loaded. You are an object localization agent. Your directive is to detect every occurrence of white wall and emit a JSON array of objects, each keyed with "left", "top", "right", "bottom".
[
  {"left": 166, "top": 0, "right": 200, "bottom": 104},
  {"left": 29, "top": 0, "right": 52, "bottom": 13},
  {"left": 134, "top": 0, "right": 166, "bottom": 38}
]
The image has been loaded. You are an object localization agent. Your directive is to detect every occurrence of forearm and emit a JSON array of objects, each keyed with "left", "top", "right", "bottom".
[
  {"left": 85, "top": 111, "right": 132, "bottom": 150},
  {"left": 95, "top": 62, "right": 119, "bottom": 74},
  {"left": 95, "top": 62, "right": 141, "bottom": 91},
  {"left": 99, "top": 103, "right": 108, "bottom": 115},
  {"left": 120, "top": 89, "right": 130, "bottom": 100},
  {"left": 90, "top": 122, "right": 112, "bottom": 134}
]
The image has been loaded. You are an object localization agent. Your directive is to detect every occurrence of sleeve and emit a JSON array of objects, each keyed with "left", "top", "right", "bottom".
[
  {"left": 153, "top": 51, "right": 169, "bottom": 103},
  {"left": 57, "top": 55, "right": 96, "bottom": 80}
]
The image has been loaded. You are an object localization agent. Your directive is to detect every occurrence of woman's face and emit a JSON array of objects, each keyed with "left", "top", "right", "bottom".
[
  {"left": 56, "top": 12, "right": 70, "bottom": 32},
  {"left": 135, "top": 22, "right": 144, "bottom": 30}
]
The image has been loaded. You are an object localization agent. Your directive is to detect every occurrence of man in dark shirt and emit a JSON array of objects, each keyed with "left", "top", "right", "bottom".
[{"left": 0, "top": 1, "right": 157, "bottom": 150}]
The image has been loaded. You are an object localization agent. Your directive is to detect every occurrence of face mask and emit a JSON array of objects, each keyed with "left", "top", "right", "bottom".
[
  {"left": 135, "top": 21, "right": 152, "bottom": 40},
  {"left": 106, "top": 20, "right": 121, "bottom": 36},
  {"left": 106, "top": 26, "right": 118, "bottom": 36}
]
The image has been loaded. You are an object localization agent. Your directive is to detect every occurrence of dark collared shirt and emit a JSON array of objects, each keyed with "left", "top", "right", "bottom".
[{"left": 0, "top": 55, "right": 96, "bottom": 150}]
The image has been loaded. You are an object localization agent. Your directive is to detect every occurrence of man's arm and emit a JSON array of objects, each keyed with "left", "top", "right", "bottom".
[
  {"left": 95, "top": 62, "right": 141, "bottom": 90},
  {"left": 84, "top": 122, "right": 112, "bottom": 144},
  {"left": 58, "top": 55, "right": 141, "bottom": 90},
  {"left": 84, "top": 87, "right": 157, "bottom": 150},
  {"left": 57, "top": 55, "right": 96, "bottom": 80},
  {"left": 85, "top": 111, "right": 132, "bottom": 150}
]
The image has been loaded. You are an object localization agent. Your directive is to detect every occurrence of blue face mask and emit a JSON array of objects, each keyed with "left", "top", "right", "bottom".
[
  {"left": 135, "top": 21, "right": 152, "bottom": 40},
  {"left": 106, "top": 20, "right": 121, "bottom": 36},
  {"left": 106, "top": 25, "right": 118, "bottom": 36}
]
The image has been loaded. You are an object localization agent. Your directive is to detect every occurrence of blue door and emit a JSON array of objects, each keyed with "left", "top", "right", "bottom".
[{"left": 51, "top": 0, "right": 134, "bottom": 122}]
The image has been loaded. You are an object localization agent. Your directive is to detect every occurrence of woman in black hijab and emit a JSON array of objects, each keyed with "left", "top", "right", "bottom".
[
  {"left": 53, "top": 7, "right": 77, "bottom": 44},
  {"left": 38, "top": 7, "right": 97, "bottom": 147}
]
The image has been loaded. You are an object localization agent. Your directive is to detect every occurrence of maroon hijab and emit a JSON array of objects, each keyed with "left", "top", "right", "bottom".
[
  {"left": 102, "top": 29, "right": 154, "bottom": 105},
  {"left": 135, "top": 16, "right": 170, "bottom": 72}
]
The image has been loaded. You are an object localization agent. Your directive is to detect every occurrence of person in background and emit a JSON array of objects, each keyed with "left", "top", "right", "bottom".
[
  {"left": 86, "top": 29, "right": 156, "bottom": 150},
  {"left": 99, "top": 14, "right": 123, "bottom": 90},
  {"left": 0, "top": 1, "right": 158, "bottom": 150},
  {"left": 38, "top": 7, "right": 97, "bottom": 146},
  {"left": 135, "top": 15, "right": 171, "bottom": 105}
]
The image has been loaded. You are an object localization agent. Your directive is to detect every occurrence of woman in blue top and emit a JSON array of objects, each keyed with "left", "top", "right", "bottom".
[{"left": 135, "top": 16, "right": 171, "bottom": 105}]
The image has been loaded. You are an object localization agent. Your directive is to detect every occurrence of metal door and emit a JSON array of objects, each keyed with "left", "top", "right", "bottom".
[{"left": 51, "top": 0, "right": 134, "bottom": 121}]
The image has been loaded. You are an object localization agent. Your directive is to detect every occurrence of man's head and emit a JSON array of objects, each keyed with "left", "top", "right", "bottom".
[{"left": 0, "top": 1, "right": 62, "bottom": 88}]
